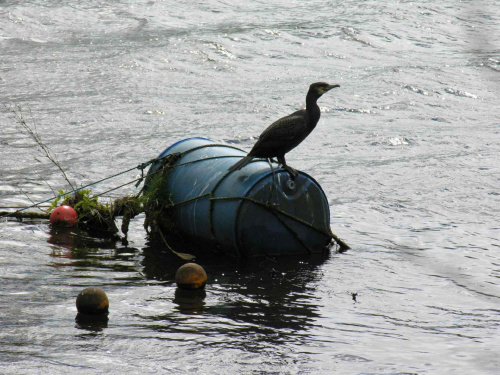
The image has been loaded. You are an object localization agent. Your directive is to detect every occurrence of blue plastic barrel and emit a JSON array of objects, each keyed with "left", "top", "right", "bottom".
[{"left": 146, "top": 138, "right": 331, "bottom": 257}]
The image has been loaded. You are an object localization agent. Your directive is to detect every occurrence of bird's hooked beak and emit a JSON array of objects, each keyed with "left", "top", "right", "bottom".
[
  {"left": 325, "top": 84, "right": 340, "bottom": 92},
  {"left": 317, "top": 83, "right": 340, "bottom": 96}
]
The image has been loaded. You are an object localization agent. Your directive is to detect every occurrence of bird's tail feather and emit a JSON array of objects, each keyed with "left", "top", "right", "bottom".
[{"left": 228, "top": 156, "right": 253, "bottom": 172}]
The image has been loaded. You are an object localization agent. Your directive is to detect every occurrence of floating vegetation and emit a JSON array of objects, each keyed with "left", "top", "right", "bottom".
[
  {"left": 141, "top": 153, "right": 181, "bottom": 238},
  {"left": 114, "top": 196, "right": 143, "bottom": 237},
  {"left": 61, "top": 190, "right": 119, "bottom": 237}
]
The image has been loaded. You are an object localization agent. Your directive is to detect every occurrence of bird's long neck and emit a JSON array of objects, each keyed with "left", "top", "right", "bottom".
[{"left": 305, "top": 90, "right": 321, "bottom": 129}]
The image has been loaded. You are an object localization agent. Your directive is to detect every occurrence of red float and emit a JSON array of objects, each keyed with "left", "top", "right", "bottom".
[{"left": 50, "top": 205, "right": 78, "bottom": 227}]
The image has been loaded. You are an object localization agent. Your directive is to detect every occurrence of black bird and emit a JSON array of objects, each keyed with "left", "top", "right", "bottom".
[{"left": 228, "top": 82, "right": 340, "bottom": 178}]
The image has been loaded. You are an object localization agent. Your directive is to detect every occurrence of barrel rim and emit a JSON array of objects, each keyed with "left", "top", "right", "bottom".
[{"left": 158, "top": 137, "right": 213, "bottom": 157}]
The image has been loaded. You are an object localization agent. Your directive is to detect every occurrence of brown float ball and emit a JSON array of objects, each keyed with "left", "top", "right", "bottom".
[
  {"left": 76, "top": 287, "right": 109, "bottom": 315},
  {"left": 175, "top": 263, "right": 207, "bottom": 289}
]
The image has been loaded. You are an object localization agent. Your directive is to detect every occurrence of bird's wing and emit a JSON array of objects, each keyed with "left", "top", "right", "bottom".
[
  {"left": 258, "top": 110, "right": 306, "bottom": 142},
  {"left": 249, "top": 110, "right": 307, "bottom": 157}
]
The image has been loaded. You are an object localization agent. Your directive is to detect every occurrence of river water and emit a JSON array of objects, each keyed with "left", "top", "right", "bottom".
[{"left": 1, "top": 0, "right": 499, "bottom": 374}]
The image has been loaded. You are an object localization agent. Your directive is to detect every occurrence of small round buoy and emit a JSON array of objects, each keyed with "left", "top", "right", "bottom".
[
  {"left": 76, "top": 287, "right": 109, "bottom": 315},
  {"left": 50, "top": 205, "right": 78, "bottom": 227},
  {"left": 175, "top": 263, "right": 207, "bottom": 290}
]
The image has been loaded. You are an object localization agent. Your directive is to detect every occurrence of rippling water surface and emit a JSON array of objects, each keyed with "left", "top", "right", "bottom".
[{"left": 1, "top": 1, "right": 499, "bottom": 374}]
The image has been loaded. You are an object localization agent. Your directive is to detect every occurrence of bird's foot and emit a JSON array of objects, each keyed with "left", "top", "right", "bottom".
[{"left": 283, "top": 165, "right": 298, "bottom": 180}]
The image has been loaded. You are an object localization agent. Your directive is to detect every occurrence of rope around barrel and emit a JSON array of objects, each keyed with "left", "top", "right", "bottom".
[
  {"left": 146, "top": 144, "right": 350, "bottom": 252},
  {"left": 1, "top": 142, "right": 349, "bottom": 252}
]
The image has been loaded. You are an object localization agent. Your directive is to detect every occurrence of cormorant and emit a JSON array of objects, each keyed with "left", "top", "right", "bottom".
[{"left": 228, "top": 82, "right": 340, "bottom": 178}]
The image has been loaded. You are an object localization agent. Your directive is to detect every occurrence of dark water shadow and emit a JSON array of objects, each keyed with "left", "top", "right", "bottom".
[
  {"left": 141, "top": 236, "right": 332, "bottom": 335},
  {"left": 46, "top": 226, "right": 334, "bottom": 341},
  {"left": 75, "top": 312, "right": 109, "bottom": 332},
  {"left": 47, "top": 226, "right": 141, "bottom": 273},
  {"left": 173, "top": 288, "right": 207, "bottom": 314}
]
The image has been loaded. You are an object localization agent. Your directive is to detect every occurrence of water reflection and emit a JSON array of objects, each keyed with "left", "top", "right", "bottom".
[
  {"left": 206, "top": 254, "right": 328, "bottom": 333},
  {"left": 141, "top": 238, "right": 330, "bottom": 340},
  {"left": 75, "top": 312, "right": 109, "bottom": 332},
  {"left": 48, "top": 226, "right": 119, "bottom": 252},
  {"left": 173, "top": 288, "right": 207, "bottom": 314},
  {"left": 47, "top": 226, "right": 140, "bottom": 273},
  {"left": 45, "top": 226, "right": 331, "bottom": 348}
]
